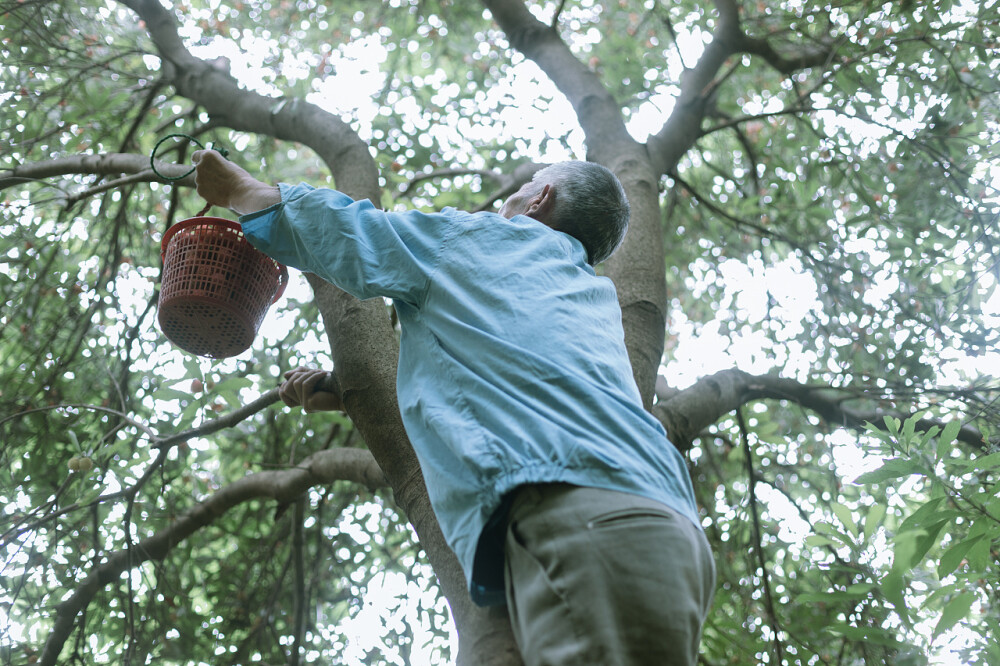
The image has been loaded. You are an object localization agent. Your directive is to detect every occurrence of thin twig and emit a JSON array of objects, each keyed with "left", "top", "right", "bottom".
[
  {"left": 551, "top": 0, "right": 567, "bottom": 29},
  {"left": 0, "top": 403, "right": 158, "bottom": 441},
  {"left": 737, "top": 406, "right": 784, "bottom": 665},
  {"left": 290, "top": 497, "right": 307, "bottom": 666}
]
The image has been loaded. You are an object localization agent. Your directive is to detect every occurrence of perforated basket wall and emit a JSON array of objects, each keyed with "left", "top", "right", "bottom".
[{"left": 158, "top": 217, "right": 288, "bottom": 358}]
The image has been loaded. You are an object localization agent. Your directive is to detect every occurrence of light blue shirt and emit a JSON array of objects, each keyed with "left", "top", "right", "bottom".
[{"left": 241, "top": 183, "right": 701, "bottom": 605}]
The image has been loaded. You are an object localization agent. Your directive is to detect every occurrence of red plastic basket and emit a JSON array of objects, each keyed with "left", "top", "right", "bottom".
[{"left": 157, "top": 217, "right": 288, "bottom": 358}]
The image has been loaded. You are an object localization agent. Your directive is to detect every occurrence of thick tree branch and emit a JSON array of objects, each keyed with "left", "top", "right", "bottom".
[
  {"left": 0, "top": 153, "right": 194, "bottom": 193},
  {"left": 156, "top": 384, "right": 316, "bottom": 449},
  {"left": 646, "top": 0, "right": 834, "bottom": 175},
  {"left": 120, "top": 0, "right": 378, "bottom": 200},
  {"left": 655, "top": 369, "right": 986, "bottom": 452},
  {"left": 38, "top": 447, "right": 387, "bottom": 666},
  {"left": 481, "top": 0, "right": 633, "bottom": 156},
  {"left": 117, "top": 4, "right": 521, "bottom": 663},
  {"left": 481, "top": 0, "right": 667, "bottom": 408},
  {"left": 736, "top": 32, "right": 834, "bottom": 74},
  {"left": 1, "top": 381, "right": 333, "bottom": 546},
  {"left": 645, "top": 0, "right": 743, "bottom": 175}
]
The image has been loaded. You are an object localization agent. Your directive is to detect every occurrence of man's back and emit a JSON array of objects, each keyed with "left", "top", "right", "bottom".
[
  {"left": 196, "top": 151, "right": 714, "bottom": 662},
  {"left": 242, "top": 193, "right": 703, "bottom": 604}
]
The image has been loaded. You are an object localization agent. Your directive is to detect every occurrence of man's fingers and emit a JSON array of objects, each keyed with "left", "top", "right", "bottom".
[
  {"left": 278, "top": 381, "right": 301, "bottom": 407},
  {"left": 192, "top": 149, "right": 224, "bottom": 166},
  {"left": 302, "top": 371, "right": 323, "bottom": 394},
  {"left": 300, "top": 372, "right": 327, "bottom": 413},
  {"left": 287, "top": 368, "right": 320, "bottom": 402},
  {"left": 280, "top": 367, "right": 340, "bottom": 413}
]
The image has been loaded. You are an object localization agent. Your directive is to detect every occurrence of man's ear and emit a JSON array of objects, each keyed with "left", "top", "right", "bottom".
[{"left": 526, "top": 184, "right": 557, "bottom": 226}]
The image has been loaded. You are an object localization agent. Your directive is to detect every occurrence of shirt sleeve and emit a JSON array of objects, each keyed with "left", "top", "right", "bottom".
[{"left": 239, "top": 183, "right": 449, "bottom": 305}]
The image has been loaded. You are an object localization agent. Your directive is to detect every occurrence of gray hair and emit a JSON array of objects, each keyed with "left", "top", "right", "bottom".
[{"left": 534, "top": 161, "right": 630, "bottom": 266}]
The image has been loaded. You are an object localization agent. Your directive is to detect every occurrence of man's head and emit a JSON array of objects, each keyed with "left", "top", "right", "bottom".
[{"left": 498, "top": 161, "right": 630, "bottom": 266}]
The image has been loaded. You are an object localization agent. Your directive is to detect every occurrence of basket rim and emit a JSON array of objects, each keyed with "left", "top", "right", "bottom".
[
  {"left": 161, "top": 215, "right": 289, "bottom": 304},
  {"left": 161, "top": 216, "right": 242, "bottom": 258}
]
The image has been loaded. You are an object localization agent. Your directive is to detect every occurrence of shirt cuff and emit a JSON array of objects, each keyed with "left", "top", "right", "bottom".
[{"left": 240, "top": 183, "right": 300, "bottom": 242}]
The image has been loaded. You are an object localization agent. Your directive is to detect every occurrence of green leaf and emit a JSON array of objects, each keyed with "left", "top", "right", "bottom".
[
  {"left": 945, "top": 451, "right": 1000, "bottom": 473},
  {"left": 804, "top": 534, "right": 843, "bottom": 549},
  {"left": 884, "top": 415, "right": 902, "bottom": 438},
  {"left": 966, "top": 535, "right": 992, "bottom": 571},
  {"left": 853, "top": 458, "right": 924, "bottom": 485},
  {"left": 897, "top": 496, "right": 945, "bottom": 532},
  {"left": 894, "top": 650, "right": 930, "bottom": 666},
  {"left": 924, "top": 582, "right": 960, "bottom": 607},
  {"left": 932, "top": 591, "right": 976, "bottom": 639},
  {"left": 150, "top": 387, "right": 194, "bottom": 403},
  {"left": 827, "top": 624, "right": 905, "bottom": 648},
  {"left": 891, "top": 529, "right": 926, "bottom": 573},
  {"left": 832, "top": 502, "right": 859, "bottom": 537},
  {"left": 902, "top": 414, "right": 918, "bottom": 441},
  {"left": 846, "top": 582, "right": 876, "bottom": 595},
  {"left": 864, "top": 502, "right": 887, "bottom": 541},
  {"left": 972, "top": 450, "right": 1000, "bottom": 471},
  {"left": 799, "top": 587, "right": 873, "bottom": 604},
  {"left": 880, "top": 572, "right": 911, "bottom": 626},
  {"left": 937, "top": 420, "right": 962, "bottom": 460},
  {"left": 939, "top": 536, "right": 984, "bottom": 577},
  {"left": 814, "top": 520, "right": 854, "bottom": 547},
  {"left": 912, "top": 519, "right": 952, "bottom": 566}
]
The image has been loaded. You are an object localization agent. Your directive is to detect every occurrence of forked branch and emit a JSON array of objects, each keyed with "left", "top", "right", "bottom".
[{"left": 655, "top": 369, "right": 985, "bottom": 452}]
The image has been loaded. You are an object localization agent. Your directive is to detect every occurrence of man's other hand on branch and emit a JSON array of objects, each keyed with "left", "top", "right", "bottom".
[
  {"left": 279, "top": 367, "right": 344, "bottom": 413},
  {"left": 192, "top": 149, "right": 281, "bottom": 216}
]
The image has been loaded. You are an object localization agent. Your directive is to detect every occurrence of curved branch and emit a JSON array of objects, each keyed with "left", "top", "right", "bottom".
[
  {"left": 645, "top": 0, "right": 742, "bottom": 174},
  {"left": 0, "top": 154, "right": 194, "bottom": 193},
  {"left": 481, "top": 0, "right": 668, "bottom": 407},
  {"left": 471, "top": 162, "right": 547, "bottom": 212},
  {"left": 402, "top": 167, "right": 503, "bottom": 196},
  {"left": 0, "top": 402, "right": 158, "bottom": 441},
  {"left": 481, "top": 0, "right": 633, "bottom": 157},
  {"left": 736, "top": 31, "right": 834, "bottom": 75},
  {"left": 157, "top": 385, "right": 293, "bottom": 448},
  {"left": 39, "top": 447, "right": 387, "bottom": 666},
  {"left": 401, "top": 163, "right": 548, "bottom": 213},
  {"left": 120, "top": 0, "right": 378, "bottom": 200},
  {"left": 646, "top": 0, "right": 834, "bottom": 175},
  {"left": 117, "top": 6, "right": 518, "bottom": 663},
  {"left": 655, "top": 369, "right": 986, "bottom": 452}
]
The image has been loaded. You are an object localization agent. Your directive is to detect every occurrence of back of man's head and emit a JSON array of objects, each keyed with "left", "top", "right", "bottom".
[{"left": 535, "top": 161, "right": 630, "bottom": 266}]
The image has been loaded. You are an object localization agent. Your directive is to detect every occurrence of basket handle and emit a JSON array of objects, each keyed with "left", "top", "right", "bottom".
[
  {"left": 150, "top": 134, "right": 227, "bottom": 218},
  {"left": 150, "top": 133, "right": 229, "bottom": 182}
]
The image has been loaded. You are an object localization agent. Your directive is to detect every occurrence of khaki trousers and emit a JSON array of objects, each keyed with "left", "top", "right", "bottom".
[{"left": 504, "top": 484, "right": 715, "bottom": 666}]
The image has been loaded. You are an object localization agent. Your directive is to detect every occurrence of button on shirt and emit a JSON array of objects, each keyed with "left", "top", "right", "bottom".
[{"left": 240, "top": 183, "right": 702, "bottom": 606}]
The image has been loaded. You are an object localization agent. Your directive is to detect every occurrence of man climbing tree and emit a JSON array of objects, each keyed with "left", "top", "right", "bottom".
[
  {"left": 3, "top": 1, "right": 997, "bottom": 664},
  {"left": 194, "top": 148, "right": 716, "bottom": 665}
]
